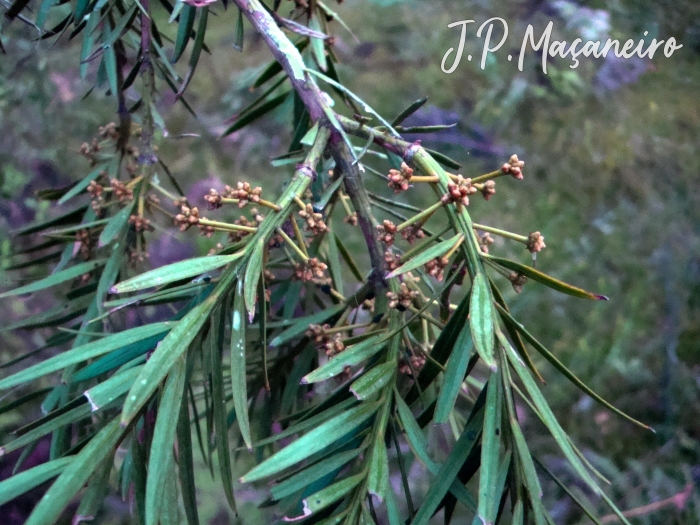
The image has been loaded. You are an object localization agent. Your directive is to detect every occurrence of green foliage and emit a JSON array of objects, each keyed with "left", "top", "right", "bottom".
[{"left": 1, "top": 0, "right": 685, "bottom": 524}]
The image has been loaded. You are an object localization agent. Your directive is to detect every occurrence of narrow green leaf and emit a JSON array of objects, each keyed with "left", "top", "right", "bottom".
[
  {"left": 232, "top": 281, "right": 252, "bottom": 450},
  {"left": 297, "top": 473, "right": 364, "bottom": 518},
  {"left": 269, "top": 303, "right": 345, "bottom": 348},
  {"left": 233, "top": 7, "right": 244, "bottom": 51},
  {"left": 240, "top": 401, "right": 380, "bottom": 483},
  {"left": 102, "top": 3, "right": 138, "bottom": 49},
  {"left": 0, "top": 323, "right": 171, "bottom": 390},
  {"left": 334, "top": 234, "right": 363, "bottom": 282},
  {"left": 496, "top": 304, "right": 651, "bottom": 431},
  {"left": 477, "top": 372, "right": 503, "bottom": 525},
  {"left": 386, "top": 234, "right": 462, "bottom": 279},
  {"left": 220, "top": 91, "right": 290, "bottom": 137},
  {"left": 177, "top": 386, "right": 200, "bottom": 525},
  {"left": 111, "top": 254, "right": 241, "bottom": 293},
  {"left": 58, "top": 162, "right": 108, "bottom": 205},
  {"left": 270, "top": 448, "right": 359, "bottom": 501},
  {"left": 99, "top": 200, "right": 135, "bottom": 247},
  {"left": 391, "top": 96, "right": 428, "bottom": 126},
  {"left": 302, "top": 335, "right": 387, "bottom": 384},
  {"left": 172, "top": 4, "right": 195, "bottom": 63},
  {"left": 83, "top": 366, "right": 144, "bottom": 411},
  {"left": 103, "top": 45, "right": 118, "bottom": 97},
  {"left": 121, "top": 302, "right": 211, "bottom": 426},
  {"left": 11, "top": 206, "right": 87, "bottom": 237},
  {"left": 411, "top": 405, "right": 484, "bottom": 525},
  {"left": 349, "top": 361, "right": 394, "bottom": 401},
  {"left": 252, "top": 40, "right": 309, "bottom": 89},
  {"left": 367, "top": 437, "right": 389, "bottom": 500},
  {"left": 424, "top": 147, "right": 461, "bottom": 169},
  {"left": 35, "top": 0, "right": 56, "bottom": 30},
  {"left": 177, "top": 6, "right": 209, "bottom": 98},
  {"left": 146, "top": 355, "right": 186, "bottom": 525},
  {"left": 469, "top": 272, "right": 496, "bottom": 370},
  {"left": 300, "top": 121, "right": 320, "bottom": 147},
  {"left": 434, "top": 321, "right": 473, "bottom": 424},
  {"left": 484, "top": 254, "right": 609, "bottom": 301},
  {"left": 0, "top": 259, "right": 106, "bottom": 298},
  {"left": 0, "top": 457, "right": 72, "bottom": 506},
  {"left": 24, "top": 418, "right": 125, "bottom": 525},
  {"left": 308, "top": 16, "right": 327, "bottom": 71},
  {"left": 75, "top": 456, "right": 112, "bottom": 522},
  {"left": 244, "top": 240, "right": 264, "bottom": 320},
  {"left": 503, "top": 342, "right": 601, "bottom": 494},
  {"left": 395, "top": 124, "right": 457, "bottom": 133}
]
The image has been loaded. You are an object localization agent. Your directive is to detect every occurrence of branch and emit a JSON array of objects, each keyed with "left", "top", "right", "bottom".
[{"left": 233, "top": 0, "right": 387, "bottom": 288}]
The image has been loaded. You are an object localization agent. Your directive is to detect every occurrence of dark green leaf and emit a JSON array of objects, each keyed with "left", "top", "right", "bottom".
[
  {"left": 391, "top": 96, "right": 428, "bottom": 126},
  {"left": 220, "top": 91, "right": 291, "bottom": 137},
  {"left": 111, "top": 254, "right": 242, "bottom": 293},
  {"left": 146, "top": 355, "right": 186, "bottom": 525},
  {"left": 24, "top": 417, "right": 126, "bottom": 525},
  {"left": 297, "top": 473, "right": 364, "bottom": 518},
  {"left": 269, "top": 303, "right": 345, "bottom": 348},
  {"left": 386, "top": 234, "right": 462, "bottom": 279},
  {"left": 302, "top": 335, "right": 387, "bottom": 384},
  {"left": 172, "top": 4, "right": 196, "bottom": 63},
  {"left": 349, "top": 361, "right": 394, "bottom": 400},
  {"left": 0, "top": 323, "right": 172, "bottom": 390},
  {"left": 477, "top": 372, "right": 503, "bottom": 524},
  {"left": 240, "top": 401, "right": 380, "bottom": 482},
  {"left": 0, "top": 259, "right": 106, "bottom": 298},
  {"left": 484, "top": 254, "right": 608, "bottom": 301},
  {"left": 0, "top": 457, "right": 72, "bottom": 506},
  {"left": 99, "top": 200, "right": 135, "bottom": 247},
  {"left": 232, "top": 281, "right": 252, "bottom": 450},
  {"left": 233, "top": 7, "right": 244, "bottom": 51},
  {"left": 469, "top": 272, "right": 496, "bottom": 370},
  {"left": 244, "top": 240, "right": 264, "bottom": 320},
  {"left": 434, "top": 319, "right": 473, "bottom": 424}
]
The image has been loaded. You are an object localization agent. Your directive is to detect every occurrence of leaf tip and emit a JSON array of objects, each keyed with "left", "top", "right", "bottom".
[{"left": 596, "top": 294, "right": 609, "bottom": 301}]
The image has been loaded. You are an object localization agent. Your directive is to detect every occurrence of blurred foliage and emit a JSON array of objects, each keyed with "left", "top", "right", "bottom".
[{"left": 0, "top": 0, "right": 699, "bottom": 524}]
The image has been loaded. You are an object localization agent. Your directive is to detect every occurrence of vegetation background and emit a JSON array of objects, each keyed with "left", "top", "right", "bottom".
[{"left": 1, "top": 0, "right": 699, "bottom": 523}]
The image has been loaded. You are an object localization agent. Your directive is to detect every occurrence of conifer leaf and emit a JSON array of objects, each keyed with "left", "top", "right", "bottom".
[{"left": 111, "top": 254, "right": 241, "bottom": 293}]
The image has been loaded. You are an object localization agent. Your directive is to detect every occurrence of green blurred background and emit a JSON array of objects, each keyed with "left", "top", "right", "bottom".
[{"left": 1, "top": 0, "right": 700, "bottom": 523}]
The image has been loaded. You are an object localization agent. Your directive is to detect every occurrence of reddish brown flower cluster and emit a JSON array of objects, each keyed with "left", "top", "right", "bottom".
[
  {"left": 399, "top": 354, "right": 426, "bottom": 375},
  {"left": 400, "top": 224, "right": 425, "bottom": 244},
  {"left": 387, "top": 162, "right": 414, "bottom": 193},
  {"left": 441, "top": 175, "right": 477, "bottom": 206},
  {"left": 377, "top": 220, "right": 397, "bottom": 246},
  {"left": 75, "top": 229, "right": 92, "bottom": 260},
  {"left": 204, "top": 189, "right": 223, "bottom": 210},
  {"left": 294, "top": 257, "right": 328, "bottom": 282},
  {"left": 384, "top": 250, "right": 401, "bottom": 272},
  {"left": 479, "top": 232, "right": 494, "bottom": 254},
  {"left": 508, "top": 272, "right": 528, "bottom": 293},
  {"left": 343, "top": 212, "right": 358, "bottom": 226},
  {"left": 502, "top": 154, "right": 525, "bottom": 180},
  {"left": 526, "top": 231, "right": 546, "bottom": 253},
  {"left": 79, "top": 138, "right": 101, "bottom": 165},
  {"left": 110, "top": 179, "right": 133, "bottom": 203},
  {"left": 174, "top": 206, "right": 201, "bottom": 232},
  {"left": 387, "top": 282, "right": 419, "bottom": 310},
  {"left": 298, "top": 204, "right": 328, "bottom": 235},
  {"left": 306, "top": 324, "right": 345, "bottom": 357},
  {"left": 226, "top": 182, "right": 262, "bottom": 208},
  {"left": 424, "top": 256, "right": 450, "bottom": 281},
  {"left": 86, "top": 178, "right": 106, "bottom": 213},
  {"left": 129, "top": 215, "right": 154, "bottom": 233},
  {"left": 480, "top": 180, "right": 496, "bottom": 200},
  {"left": 98, "top": 122, "right": 119, "bottom": 140}
]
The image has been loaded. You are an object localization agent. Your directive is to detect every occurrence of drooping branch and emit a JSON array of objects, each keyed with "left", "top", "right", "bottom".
[{"left": 233, "top": 0, "right": 387, "bottom": 289}]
